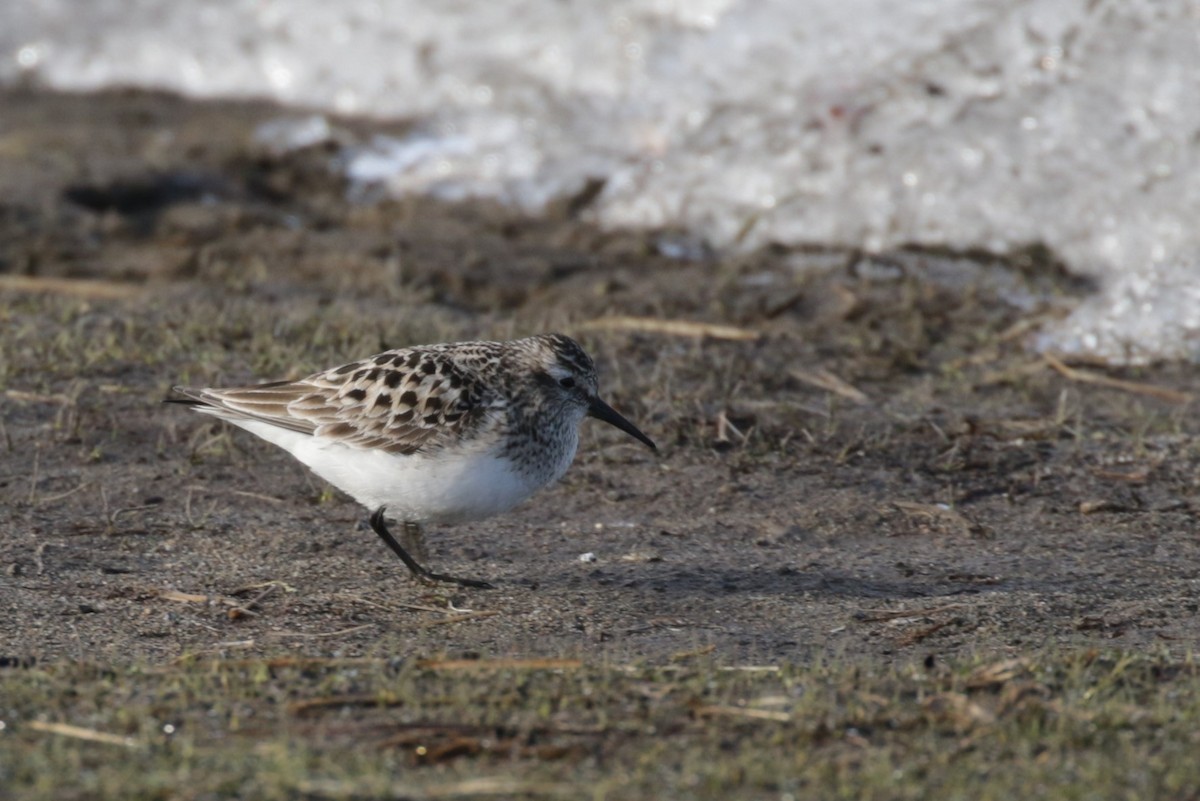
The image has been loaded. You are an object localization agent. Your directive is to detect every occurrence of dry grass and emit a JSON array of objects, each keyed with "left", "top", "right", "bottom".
[{"left": 3, "top": 650, "right": 1200, "bottom": 800}]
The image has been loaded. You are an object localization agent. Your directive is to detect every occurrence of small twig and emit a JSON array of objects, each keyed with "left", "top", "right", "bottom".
[
  {"left": 693, "top": 704, "right": 791, "bottom": 722},
  {"left": 415, "top": 657, "right": 582, "bottom": 671},
  {"left": 38, "top": 482, "right": 90, "bottom": 505},
  {"left": 231, "top": 490, "right": 285, "bottom": 504},
  {"left": 1043, "top": 352, "right": 1192, "bottom": 404},
  {"left": 715, "top": 410, "right": 748, "bottom": 444},
  {"left": 423, "top": 778, "right": 574, "bottom": 799},
  {"left": 335, "top": 593, "right": 465, "bottom": 615},
  {"left": 231, "top": 580, "right": 295, "bottom": 596},
  {"left": 183, "top": 486, "right": 196, "bottom": 527},
  {"left": 183, "top": 486, "right": 219, "bottom": 529},
  {"left": 107, "top": 503, "right": 159, "bottom": 526},
  {"left": 166, "top": 653, "right": 389, "bottom": 669},
  {"left": 240, "top": 584, "right": 280, "bottom": 609},
  {"left": 4, "top": 389, "right": 71, "bottom": 404},
  {"left": 27, "top": 446, "right": 40, "bottom": 504},
  {"left": 0, "top": 274, "right": 144, "bottom": 299},
  {"left": 211, "top": 640, "right": 257, "bottom": 650},
  {"left": 264, "top": 624, "right": 376, "bottom": 639},
  {"left": 790, "top": 368, "right": 870, "bottom": 403},
  {"left": 1092, "top": 458, "right": 1162, "bottom": 484},
  {"left": 393, "top": 601, "right": 461, "bottom": 614},
  {"left": 421, "top": 610, "right": 500, "bottom": 627},
  {"left": 857, "top": 603, "right": 964, "bottom": 622},
  {"left": 159, "top": 589, "right": 210, "bottom": 603},
  {"left": 716, "top": 665, "right": 781, "bottom": 673},
  {"left": 295, "top": 777, "right": 572, "bottom": 799},
  {"left": 27, "top": 720, "right": 139, "bottom": 748},
  {"left": 579, "top": 315, "right": 760, "bottom": 341},
  {"left": 1079, "top": 499, "right": 1136, "bottom": 515},
  {"left": 169, "top": 641, "right": 258, "bottom": 664},
  {"left": 158, "top": 585, "right": 285, "bottom": 617}
]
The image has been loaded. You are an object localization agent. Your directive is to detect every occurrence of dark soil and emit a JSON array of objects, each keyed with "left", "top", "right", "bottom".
[{"left": 3, "top": 86, "right": 1200, "bottom": 668}]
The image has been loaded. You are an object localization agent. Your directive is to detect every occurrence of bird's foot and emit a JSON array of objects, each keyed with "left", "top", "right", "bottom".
[{"left": 414, "top": 570, "right": 495, "bottom": 590}]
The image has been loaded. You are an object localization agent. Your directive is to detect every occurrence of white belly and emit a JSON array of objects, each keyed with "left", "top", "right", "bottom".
[{"left": 225, "top": 418, "right": 542, "bottom": 523}]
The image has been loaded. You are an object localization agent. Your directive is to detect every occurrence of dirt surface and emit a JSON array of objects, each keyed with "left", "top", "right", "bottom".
[{"left": 3, "top": 87, "right": 1200, "bottom": 669}]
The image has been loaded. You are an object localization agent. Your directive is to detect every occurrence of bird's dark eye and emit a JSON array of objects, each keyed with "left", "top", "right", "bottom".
[{"left": 559, "top": 376, "right": 576, "bottom": 389}]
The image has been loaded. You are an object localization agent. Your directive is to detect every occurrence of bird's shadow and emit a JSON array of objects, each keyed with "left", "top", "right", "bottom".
[{"left": 510, "top": 560, "right": 1053, "bottom": 601}]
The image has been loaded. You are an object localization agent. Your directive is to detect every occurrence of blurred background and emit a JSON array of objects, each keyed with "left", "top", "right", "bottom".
[{"left": 4, "top": 0, "right": 1198, "bottom": 363}]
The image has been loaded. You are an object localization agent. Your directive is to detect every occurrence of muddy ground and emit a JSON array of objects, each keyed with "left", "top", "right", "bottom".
[{"left": 2, "top": 87, "right": 1199, "bottom": 669}]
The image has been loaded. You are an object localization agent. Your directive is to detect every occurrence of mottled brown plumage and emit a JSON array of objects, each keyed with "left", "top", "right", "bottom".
[{"left": 179, "top": 349, "right": 494, "bottom": 454}]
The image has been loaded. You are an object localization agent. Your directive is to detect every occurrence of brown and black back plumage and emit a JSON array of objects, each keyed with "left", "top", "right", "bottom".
[{"left": 168, "top": 340, "right": 518, "bottom": 456}]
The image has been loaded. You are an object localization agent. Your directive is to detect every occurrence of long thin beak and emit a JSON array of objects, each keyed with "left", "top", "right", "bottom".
[{"left": 588, "top": 396, "right": 657, "bottom": 450}]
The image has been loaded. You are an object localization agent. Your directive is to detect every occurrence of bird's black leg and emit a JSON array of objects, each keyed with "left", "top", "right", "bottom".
[{"left": 368, "top": 508, "right": 494, "bottom": 590}]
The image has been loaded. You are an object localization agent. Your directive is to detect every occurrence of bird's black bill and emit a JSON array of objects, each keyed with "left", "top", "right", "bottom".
[{"left": 588, "top": 397, "right": 656, "bottom": 450}]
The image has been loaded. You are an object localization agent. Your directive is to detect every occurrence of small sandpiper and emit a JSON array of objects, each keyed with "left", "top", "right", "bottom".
[{"left": 167, "top": 333, "right": 656, "bottom": 588}]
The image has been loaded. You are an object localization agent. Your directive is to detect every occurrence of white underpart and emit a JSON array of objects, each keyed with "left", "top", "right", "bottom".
[{"left": 197, "top": 409, "right": 569, "bottom": 524}]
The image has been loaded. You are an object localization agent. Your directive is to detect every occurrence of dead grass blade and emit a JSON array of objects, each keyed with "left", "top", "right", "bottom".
[
  {"left": 579, "top": 315, "right": 759, "bottom": 341},
  {"left": 964, "top": 417, "right": 1063, "bottom": 441},
  {"left": 226, "top": 583, "right": 281, "bottom": 619},
  {"left": 295, "top": 777, "right": 572, "bottom": 799},
  {"left": 692, "top": 704, "right": 791, "bottom": 722},
  {"left": 0, "top": 274, "right": 144, "bottom": 300},
  {"left": 231, "top": 490, "right": 286, "bottom": 504},
  {"left": 424, "top": 777, "right": 573, "bottom": 798},
  {"left": 185, "top": 656, "right": 386, "bottom": 670},
  {"left": 158, "top": 584, "right": 282, "bottom": 619},
  {"left": 265, "top": 624, "right": 376, "bottom": 638},
  {"left": 231, "top": 580, "right": 295, "bottom": 596},
  {"left": 857, "top": 603, "right": 964, "bottom": 622},
  {"left": 3, "top": 389, "right": 71, "bottom": 404},
  {"left": 790, "top": 368, "right": 870, "bottom": 403},
  {"left": 715, "top": 409, "right": 748, "bottom": 445},
  {"left": 167, "top": 641, "right": 259, "bottom": 664},
  {"left": 1043, "top": 352, "right": 1192, "bottom": 404},
  {"left": 158, "top": 589, "right": 210, "bottom": 603},
  {"left": 1092, "top": 459, "right": 1161, "bottom": 484},
  {"left": 38, "top": 482, "right": 91, "bottom": 504},
  {"left": 27, "top": 720, "right": 140, "bottom": 748},
  {"left": 414, "top": 657, "right": 582, "bottom": 671},
  {"left": 1078, "top": 499, "right": 1136, "bottom": 515},
  {"left": 420, "top": 610, "right": 501, "bottom": 627}
]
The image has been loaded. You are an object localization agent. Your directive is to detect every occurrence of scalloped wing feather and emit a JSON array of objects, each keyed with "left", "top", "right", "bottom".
[{"left": 176, "top": 348, "right": 501, "bottom": 456}]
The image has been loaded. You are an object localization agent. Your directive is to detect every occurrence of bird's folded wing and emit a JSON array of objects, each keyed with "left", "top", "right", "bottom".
[{"left": 172, "top": 357, "right": 496, "bottom": 456}]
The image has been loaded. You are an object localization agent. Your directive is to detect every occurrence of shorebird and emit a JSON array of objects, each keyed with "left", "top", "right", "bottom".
[{"left": 168, "top": 333, "right": 655, "bottom": 588}]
